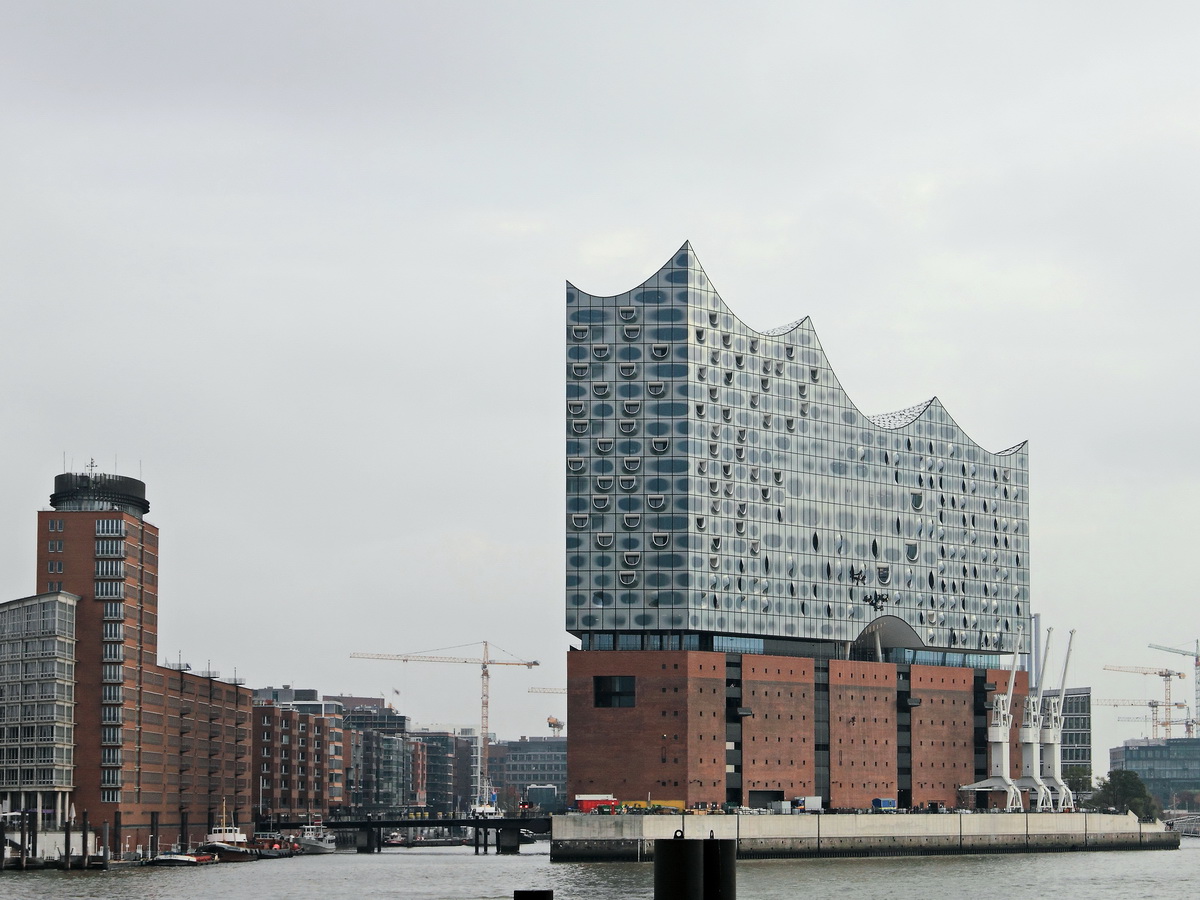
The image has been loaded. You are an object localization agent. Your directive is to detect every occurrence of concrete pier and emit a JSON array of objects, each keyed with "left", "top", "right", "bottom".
[{"left": 550, "top": 812, "right": 1178, "bottom": 862}]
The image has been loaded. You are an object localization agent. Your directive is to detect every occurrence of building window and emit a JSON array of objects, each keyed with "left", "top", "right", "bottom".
[
  {"left": 593, "top": 676, "right": 636, "bottom": 708},
  {"left": 46, "top": 561, "right": 63, "bottom": 574},
  {"left": 47, "top": 541, "right": 63, "bottom": 553}
]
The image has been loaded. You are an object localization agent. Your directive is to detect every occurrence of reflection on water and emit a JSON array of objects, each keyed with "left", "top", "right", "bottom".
[{"left": 9, "top": 840, "right": 1200, "bottom": 900}]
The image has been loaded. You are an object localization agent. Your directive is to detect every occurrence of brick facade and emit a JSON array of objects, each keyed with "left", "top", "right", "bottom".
[{"left": 569, "top": 649, "right": 1033, "bottom": 812}]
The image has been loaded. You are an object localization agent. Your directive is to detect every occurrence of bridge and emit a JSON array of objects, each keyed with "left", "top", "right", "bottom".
[
  {"left": 273, "top": 816, "right": 552, "bottom": 855},
  {"left": 1168, "top": 814, "right": 1200, "bottom": 837}
]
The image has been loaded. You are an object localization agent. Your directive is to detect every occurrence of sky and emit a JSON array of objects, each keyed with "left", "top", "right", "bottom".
[{"left": 1, "top": 2, "right": 1198, "bottom": 775}]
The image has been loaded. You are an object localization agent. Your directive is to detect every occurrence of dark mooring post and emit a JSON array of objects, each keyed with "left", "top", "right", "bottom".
[
  {"left": 514, "top": 891, "right": 554, "bottom": 899},
  {"left": 19, "top": 810, "right": 27, "bottom": 870},
  {"left": 654, "top": 831, "right": 704, "bottom": 900},
  {"left": 653, "top": 831, "right": 736, "bottom": 900},
  {"left": 102, "top": 822, "right": 110, "bottom": 870},
  {"left": 80, "top": 810, "right": 90, "bottom": 870},
  {"left": 702, "top": 835, "right": 736, "bottom": 900},
  {"left": 63, "top": 818, "right": 71, "bottom": 869}
]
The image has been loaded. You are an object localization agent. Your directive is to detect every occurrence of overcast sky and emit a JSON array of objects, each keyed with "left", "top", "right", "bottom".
[{"left": 2, "top": 2, "right": 1198, "bottom": 772}]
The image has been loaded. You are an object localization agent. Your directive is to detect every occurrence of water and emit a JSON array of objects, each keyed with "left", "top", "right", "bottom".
[{"left": 8, "top": 841, "right": 1199, "bottom": 900}]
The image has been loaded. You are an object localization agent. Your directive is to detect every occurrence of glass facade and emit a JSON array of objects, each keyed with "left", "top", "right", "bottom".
[
  {"left": 1045, "top": 686, "right": 1092, "bottom": 769},
  {"left": 567, "top": 244, "right": 1031, "bottom": 656},
  {"left": 0, "top": 593, "right": 76, "bottom": 803}
]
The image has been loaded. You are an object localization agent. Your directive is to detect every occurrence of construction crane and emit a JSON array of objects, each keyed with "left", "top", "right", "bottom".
[
  {"left": 1149, "top": 641, "right": 1200, "bottom": 715},
  {"left": 1095, "top": 699, "right": 1187, "bottom": 739},
  {"left": 351, "top": 641, "right": 539, "bottom": 805},
  {"left": 1117, "top": 715, "right": 1196, "bottom": 739},
  {"left": 547, "top": 716, "right": 564, "bottom": 737},
  {"left": 1103, "top": 666, "right": 1187, "bottom": 738},
  {"left": 529, "top": 687, "right": 567, "bottom": 694}
]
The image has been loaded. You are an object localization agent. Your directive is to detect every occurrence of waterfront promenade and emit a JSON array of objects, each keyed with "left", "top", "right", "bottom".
[{"left": 551, "top": 810, "right": 1178, "bottom": 861}]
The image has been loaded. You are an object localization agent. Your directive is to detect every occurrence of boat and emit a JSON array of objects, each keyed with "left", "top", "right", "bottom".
[
  {"left": 249, "top": 831, "right": 297, "bottom": 858},
  {"left": 296, "top": 818, "right": 337, "bottom": 854},
  {"left": 196, "top": 802, "right": 259, "bottom": 862},
  {"left": 149, "top": 851, "right": 218, "bottom": 866}
]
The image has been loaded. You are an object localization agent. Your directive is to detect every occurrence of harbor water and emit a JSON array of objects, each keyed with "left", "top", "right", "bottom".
[{"left": 7, "top": 840, "right": 1199, "bottom": 900}]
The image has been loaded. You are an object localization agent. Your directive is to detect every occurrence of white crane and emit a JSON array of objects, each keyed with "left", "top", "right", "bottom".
[
  {"left": 1102, "top": 665, "right": 1187, "bottom": 738},
  {"left": 1016, "top": 628, "right": 1054, "bottom": 811},
  {"left": 962, "top": 635, "right": 1024, "bottom": 811},
  {"left": 351, "top": 641, "right": 539, "bottom": 805},
  {"left": 1149, "top": 641, "right": 1200, "bottom": 717},
  {"left": 1095, "top": 698, "right": 1188, "bottom": 739},
  {"left": 1039, "top": 628, "right": 1076, "bottom": 811}
]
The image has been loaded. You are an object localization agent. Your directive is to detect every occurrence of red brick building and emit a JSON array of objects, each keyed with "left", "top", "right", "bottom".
[
  {"left": 34, "top": 471, "right": 252, "bottom": 847},
  {"left": 252, "top": 700, "right": 343, "bottom": 821},
  {"left": 568, "top": 649, "right": 1028, "bottom": 811}
]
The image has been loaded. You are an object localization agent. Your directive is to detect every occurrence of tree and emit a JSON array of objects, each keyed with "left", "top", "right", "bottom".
[
  {"left": 1063, "top": 765, "right": 1093, "bottom": 795},
  {"left": 1085, "top": 770, "right": 1160, "bottom": 819}
]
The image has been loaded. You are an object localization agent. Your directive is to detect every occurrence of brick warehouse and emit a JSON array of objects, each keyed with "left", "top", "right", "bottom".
[
  {"left": 564, "top": 246, "right": 1039, "bottom": 811},
  {"left": 567, "top": 651, "right": 1028, "bottom": 810},
  {"left": 17, "top": 470, "right": 253, "bottom": 847}
]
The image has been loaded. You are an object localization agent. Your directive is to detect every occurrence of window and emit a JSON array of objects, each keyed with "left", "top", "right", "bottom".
[
  {"left": 47, "top": 519, "right": 64, "bottom": 532},
  {"left": 593, "top": 676, "right": 636, "bottom": 708},
  {"left": 47, "top": 540, "right": 63, "bottom": 553},
  {"left": 46, "top": 561, "right": 63, "bottom": 574}
]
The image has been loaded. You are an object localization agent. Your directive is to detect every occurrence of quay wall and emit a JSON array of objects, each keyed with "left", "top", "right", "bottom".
[{"left": 550, "top": 812, "right": 1178, "bottom": 861}]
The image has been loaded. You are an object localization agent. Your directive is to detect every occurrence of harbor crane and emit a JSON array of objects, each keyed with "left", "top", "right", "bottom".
[
  {"left": 1016, "top": 628, "right": 1054, "bottom": 810},
  {"left": 351, "top": 642, "right": 539, "bottom": 805},
  {"left": 1094, "top": 699, "right": 1187, "bottom": 739},
  {"left": 1038, "top": 628, "right": 1076, "bottom": 811},
  {"left": 962, "top": 632, "right": 1024, "bottom": 810},
  {"left": 1102, "top": 666, "right": 1187, "bottom": 738},
  {"left": 1149, "top": 641, "right": 1200, "bottom": 716}
]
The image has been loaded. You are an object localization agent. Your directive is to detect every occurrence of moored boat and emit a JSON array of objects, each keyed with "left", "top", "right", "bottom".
[
  {"left": 149, "top": 851, "right": 218, "bottom": 866},
  {"left": 197, "top": 802, "right": 258, "bottom": 862},
  {"left": 296, "top": 819, "right": 337, "bottom": 854}
]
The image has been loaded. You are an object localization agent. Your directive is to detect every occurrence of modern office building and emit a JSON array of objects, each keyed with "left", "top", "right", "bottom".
[
  {"left": 490, "top": 736, "right": 567, "bottom": 808},
  {"left": 29, "top": 470, "right": 252, "bottom": 845},
  {"left": 1044, "top": 686, "right": 1092, "bottom": 774},
  {"left": 1111, "top": 737, "right": 1200, "bottom": 810},
  {"left": 566, "top": 244, "right": 1034, "bottom": 810},
  {"left": 0, "top": 592, "right": 77, "bottom": 822}
]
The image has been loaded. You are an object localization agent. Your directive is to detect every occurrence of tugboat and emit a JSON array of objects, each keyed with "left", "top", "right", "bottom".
[
  {"left": 197, "top": 802, "right": 259, "bottom": 862},
  {"left": 296, "top": 816, "right": 337, "bottom": 854}
]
